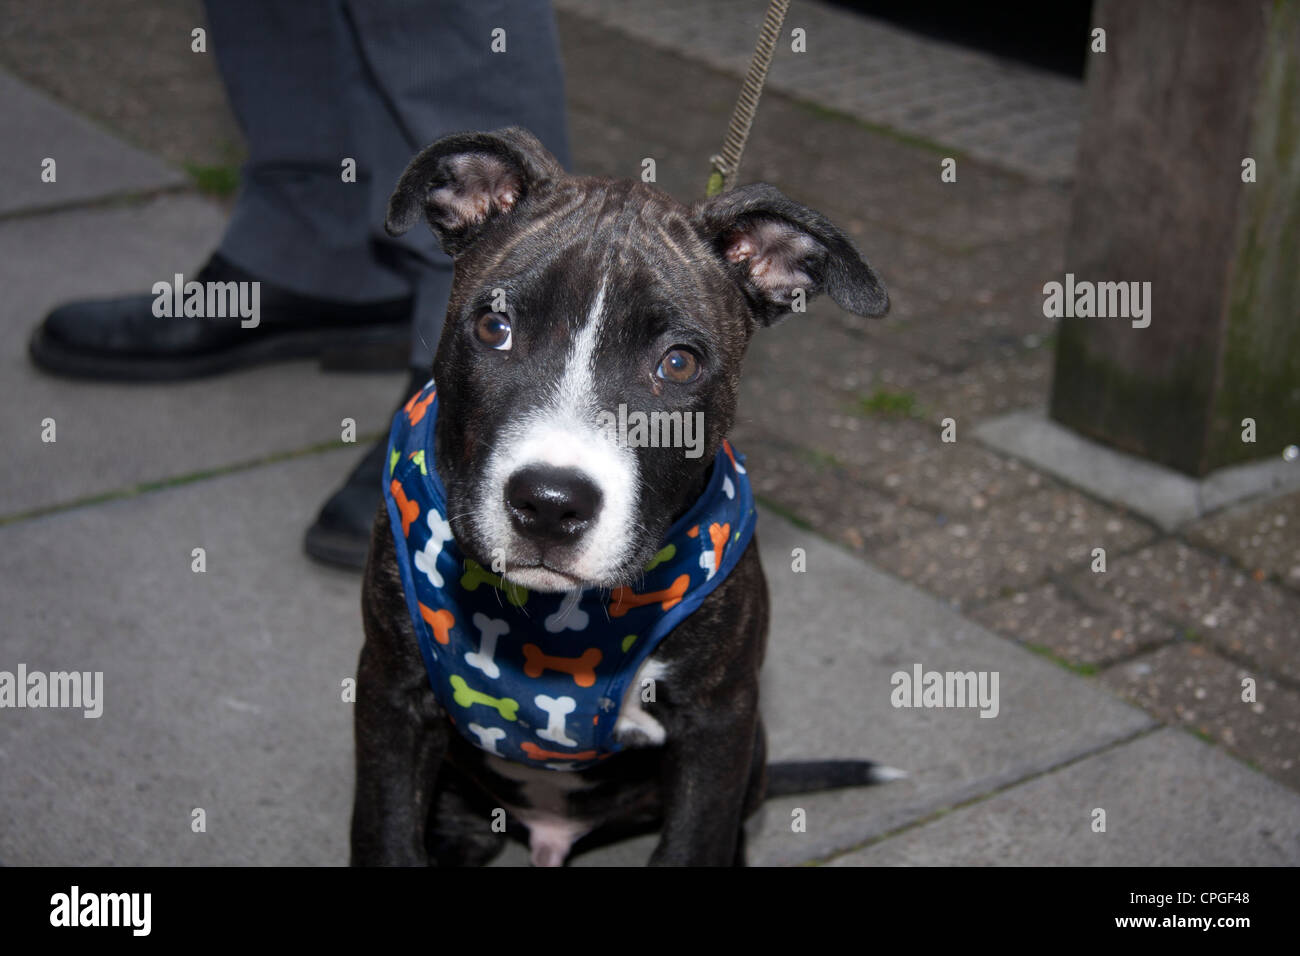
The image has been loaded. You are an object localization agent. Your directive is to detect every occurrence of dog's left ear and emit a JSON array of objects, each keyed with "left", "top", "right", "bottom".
[
  {"left": 385, "top": 127, "right": 564, "bottom": 255},
  {"left": 691, "top": 183, "right": 888, "bottom": 325}
]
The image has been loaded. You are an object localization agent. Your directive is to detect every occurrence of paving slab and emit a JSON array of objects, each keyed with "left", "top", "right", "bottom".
[
  {"left": 873, "top": 486, "right": 1157, "bottom": 608},
  {"left": 973, "top": 582, "right": 1178, "bottom": 670},
  {"left": 0, "top": 1, "right": 244, "bottom": 170},
  {"left": 0, "top": 461, "right": 1154, "bottom": 865},
  {"left": 827, "top": 728, "right": 1300, "bottom": 865},
  {"left": 737, "top": 431, "right": 940, "bottom": 555},
  {"left": 735, "top": 96, "right": 1070, "bottom": 250},
  {"left": 1068, "top": 540, "right": 1300, "bottom": 685},
  {"left": 0, "top": 449, "right": 364, "bottom": 865},
  {"left": 867, "top": 301, "right": 1058, "bottom": 373},
  {"left": 735, "top": 511, "right": 1156, "bottom": 866},
  {"left": 975, "top": 409, "right": 1300, "bottom": 531},
  {"left": 735, "top": 375, "right": 939, "bottom": 475},
  {"left": 911, "top": 348, "right": 1053, "bottom": 423},
  {"left": 872, "top": 225, "right": 1064, "bottom": 315},
  {"left": 555, "top": 0, "right": 1082, "bottom": 183},
  {"left": 0, "top": 69, "right": 186, "bottom": 217},
  {"left": 743, "top": 299, "right": 945, "bottom": 397},
  {"left": 1186, "top": 490, "right": 1300, "bottom": 593},
  {"left": 0, "top": 194, "right": 406, "bottom": 518},
  {"left": 854, "top": 440, "right": 1052, "bottom": 517},
  {"left": 735, "top": 103, "right": 1071, "bottom": 246},
  {"left": 1102, "top": 643, "right": 1300, "bottom": 791},
  {"left": 559, "top": 7, "right": 1072, "bottom": 248}
]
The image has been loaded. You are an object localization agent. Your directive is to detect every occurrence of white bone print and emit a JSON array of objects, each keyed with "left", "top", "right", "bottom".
[
  {"left": 468, "top": 723, "right": 506, "bottom": 756},
  {"left": 545, "top": 589, "right": 589, "bottom": 633},
  {"left": 414, "top": 510, "right": 454, "bottom": 588},
  {"left": 700, "top": 540, "right": 717, "bottom": 580},
  {"left": 465, "top": 612, "right": 508, "bottom": 679},
  {"left": 534, "top": 694, "right": 578, "bottom": 747}
]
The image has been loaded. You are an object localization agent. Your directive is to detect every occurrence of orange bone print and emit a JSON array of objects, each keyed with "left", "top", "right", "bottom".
[
  {"left": 608, "top": 574, "right": 690, "bottom": 618},
  {"left": 709, "top": 522, "right": 730, "bottom": 571},
  {"left": 419, "top": 604, "right": 454, "bottom": 644},
  {"left": 403, "top": 388, "right": 436, "bottom": 425},
  {"left": 521, "top": 741, "right": 598, "bottom": 762},
  {"left": 522, "top": 645, "right": 603, "bottom": 688},
  {"left": 722, "top": 438, "right": 746, "bottom": 474},
  {"left": 390, "top": 479, "right": 420, "bottom": 536}
]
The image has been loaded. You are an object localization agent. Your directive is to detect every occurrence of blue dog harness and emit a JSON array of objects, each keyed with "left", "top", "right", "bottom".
[{"left": 382, "top": 380, "right": 757, "bottom": 771}]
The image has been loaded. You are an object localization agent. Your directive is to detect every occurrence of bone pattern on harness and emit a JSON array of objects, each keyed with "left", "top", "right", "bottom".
[
  {"left": 608, "top": 574, "right": 690, "bottom": 618},
  {"left": 414, "top": 510, "right": 454, "bottom": 588},
  {"left": 522, "top": 645, "right": 603, "bottom": 688},
  {"left": 645, "top": 544, "right": 676, "bottom": 571},
  {"left": 468, "top": 722, "right": 506, "bottom": 756},
  {"left": 403, "top": 389, "right": 435, "bottom": 425},
  {"left": 722, "top": 438, "right": 746, "bottom": 474},
  {"left": 521, "top": 741, "right": 598, "bottom": 762},
  {"left": 461, "top": 559, "right": 529, "bottom": 607},
  {"left": 544, "top": 588, "right": 589, "bottom": 632},
  {"left": 383, "top": 384, "right": 757, "bottom": 770},
  {"left": 534, "top": 694, "right": 578, "bottom": 747},
  {"left": 465, "top": 613, "right": 508, "bottom": 678},
  {"left": 419, "top": 604, "right": 454, "bottom": 645},
  {"left": 699, "top": 521, "right": 731, "bottom": 582},
  {"left": 449, "top": 674, "right": 518, "bottom": 720},
  {"left": 389, "top": 480, "right": 420, "bottom": 537}
]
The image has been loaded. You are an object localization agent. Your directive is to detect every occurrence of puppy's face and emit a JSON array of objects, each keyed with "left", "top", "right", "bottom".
[{"left": 386, "top": 128, "right": 887, "bottom": 592}]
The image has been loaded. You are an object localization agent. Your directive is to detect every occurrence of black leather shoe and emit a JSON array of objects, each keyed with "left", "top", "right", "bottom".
[
  {"left": 29, "top": 253, "right": 412, "bottom": 380},
  {"left": 304, "top": 368, "right": 428, "bottom": 571}
]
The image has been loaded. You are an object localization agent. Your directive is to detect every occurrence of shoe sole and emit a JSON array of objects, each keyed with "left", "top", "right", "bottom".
[
  {"left": 28, "top": 322, "right": 409, "bottom": 382},
  {"left": 303, "top": 521, "right": 371, "bottom": 571}
]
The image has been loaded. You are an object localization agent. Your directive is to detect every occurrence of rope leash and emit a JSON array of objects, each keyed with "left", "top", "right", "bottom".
[{"left": 705, "top": 0, "right": 791, "bottom": 197}]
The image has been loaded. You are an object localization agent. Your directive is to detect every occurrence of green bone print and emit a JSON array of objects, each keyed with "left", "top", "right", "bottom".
[
  {"left": 460, "top": 559, "right": 529, "bottom": 607},
  {"left": 645, "top": 544, "right": 676, "bottom": 571},
  {"left": 449, "top": 675, "right": 519, "bottom": 720}
]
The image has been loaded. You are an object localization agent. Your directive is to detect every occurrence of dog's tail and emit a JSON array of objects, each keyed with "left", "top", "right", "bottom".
[{"left": 765, "top": 760, "right": 906, "bottom": 797}]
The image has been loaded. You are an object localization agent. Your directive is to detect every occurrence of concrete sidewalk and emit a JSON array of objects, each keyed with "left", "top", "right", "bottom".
[{"left": 1, "top": 0, "right": 1297, "bottom": 866}]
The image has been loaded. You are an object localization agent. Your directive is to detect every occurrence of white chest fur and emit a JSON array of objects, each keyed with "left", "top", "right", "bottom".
[{"left": 613, "top": 657, "right": 669, "bottom": 747}]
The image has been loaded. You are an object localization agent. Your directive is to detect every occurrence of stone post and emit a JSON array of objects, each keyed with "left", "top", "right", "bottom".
[{"left": 1049, "top": 0, "right": 1299, "bottom": 476}]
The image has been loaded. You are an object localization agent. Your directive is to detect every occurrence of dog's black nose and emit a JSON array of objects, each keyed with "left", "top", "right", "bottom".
[{"left": 505, "top": 466, "right": 603, "bottom": 543}]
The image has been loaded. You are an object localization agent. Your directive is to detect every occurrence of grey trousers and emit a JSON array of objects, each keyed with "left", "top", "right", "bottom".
[{"left": 202, "top": 0, "right": 571, "bottom": 368}]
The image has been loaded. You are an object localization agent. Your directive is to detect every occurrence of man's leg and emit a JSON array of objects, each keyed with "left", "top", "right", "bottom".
[
  {"left": 205, "top": 0, "right": 414, "bottom": 305},
  {"left": 28, "top": 0, "right": 415, "bottom": 380}
]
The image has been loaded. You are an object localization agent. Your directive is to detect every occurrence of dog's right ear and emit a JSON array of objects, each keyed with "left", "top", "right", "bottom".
[{"left": 385, "top": 127, "right": 564, "bottom": 255}]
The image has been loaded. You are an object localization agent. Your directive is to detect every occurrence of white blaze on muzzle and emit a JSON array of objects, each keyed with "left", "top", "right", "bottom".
[{"left": 473, "top": 276, "right": 640, "bottom": 589}]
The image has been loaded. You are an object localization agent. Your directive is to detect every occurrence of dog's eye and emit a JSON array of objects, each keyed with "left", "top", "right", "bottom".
[
  {"left": 656, "top": 347, "right": 700, "bottom": 383},
  {"left": 475, "top": 312, "right": 512, "bottom": 350}
]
